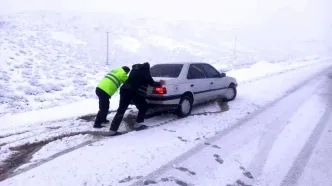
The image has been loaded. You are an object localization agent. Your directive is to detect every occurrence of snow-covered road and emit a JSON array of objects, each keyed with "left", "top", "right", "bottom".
[
  {"left": 0, "top": 61, "right": 331, "bottom": 186},
  {"left": 130, "top": 68, "right": 332, "bottom": 186}
]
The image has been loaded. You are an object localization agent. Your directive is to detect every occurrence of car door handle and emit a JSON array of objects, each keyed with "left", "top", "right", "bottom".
[
  {"left": 210, "top": 82, "right": 213, "bottom": 84},
  {"left": 191, "top": 84, "right": 194, "bottom": 87}
]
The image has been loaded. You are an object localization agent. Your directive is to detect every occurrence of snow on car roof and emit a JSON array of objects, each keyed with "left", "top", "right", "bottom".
[{"left": 152, "top": 62, "right": 208, "bottom": 65}]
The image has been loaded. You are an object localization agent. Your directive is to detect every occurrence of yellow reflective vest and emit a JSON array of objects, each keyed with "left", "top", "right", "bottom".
[{"left": 97, "top": 67, "right": 128, "bottom": 96}]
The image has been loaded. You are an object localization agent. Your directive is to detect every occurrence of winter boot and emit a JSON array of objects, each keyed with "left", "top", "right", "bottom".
[
  {"left": 93, "top": 121, "right": 106, "bottom": 128},
  {"left": 93, "top": 124, "right": 105, "bottom": 129},
  {"left": 124, "top": 120, "right": 147, "bottom": 130},
  {"left": 131, "top": 122, "right": 148, "bottom": 130},
  {"left": 102, "top": 119, "right": 110, "bottom": 124}
]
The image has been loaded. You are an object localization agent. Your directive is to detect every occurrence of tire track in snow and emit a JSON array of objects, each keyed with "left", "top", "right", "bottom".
[
  {"left": 232, "top": 71, "right": 332, "bottom": 186},
  {"left": 0, "top": 132, "right": 100, "bottom": 181},
  {"left": 0, "top": 108, "right": 136, "bottom": 139},
  {"left": 226, "top": 77, "right": 328, "bottom": 186},
  {"left": 280, "top": 100, "right": 332, "bottom": 186},
  {"left": 128, "top": 66, "right": 332, "bottom": 186},
  {"left": 147, "top": 77, "right": 324, "bottom": 186},
  {"left": 0, "top": 131, "right": 30, "bottom": 139},
  {"left": 0, "top": 110, "right": 117, "bottom": 135},
  {"left": 0, "top": 123, "right": 89, "bottom": 150},
  {"left": 0, "top": 101, "right": 221, "bottom": 147},
  {"left": 1, "top": 108, "right": 228, "bottom": 181},
  {"left": 0, "top": 109, "right": 128, "bottom": 147},
  {"left": 0, "top": 108, "right": 162, "bottom": 147},
  {"left": 0, "top": 127, "right": 61, "bottom": 146},
  {"left": 0, "top": 101, "right": 223, "bottom": 151}
]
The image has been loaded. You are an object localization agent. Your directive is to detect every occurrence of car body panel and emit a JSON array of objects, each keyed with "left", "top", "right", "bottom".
[{"left": 146, "top": 62, "right": 238, "bottom": 108}]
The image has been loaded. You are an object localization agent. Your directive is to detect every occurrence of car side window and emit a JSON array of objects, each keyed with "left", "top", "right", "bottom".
[
  {"left": 199, "top": 64, "right": 221, "bottom": 78},
  {"left": 187, "top": 64, "right": 206, "bottom": 79}
]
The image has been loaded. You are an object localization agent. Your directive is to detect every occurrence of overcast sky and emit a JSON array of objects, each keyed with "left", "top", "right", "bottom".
[
  {"left": 0, "top": 0, "right": 329, "bottom": 22},
  {"left": 0, "top": 0, "right": 331, "bottom": 41}
]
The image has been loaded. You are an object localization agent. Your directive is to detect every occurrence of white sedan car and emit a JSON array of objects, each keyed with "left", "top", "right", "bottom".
[{"left": 146, "top": 62, "right": 238, "bottom": 117}]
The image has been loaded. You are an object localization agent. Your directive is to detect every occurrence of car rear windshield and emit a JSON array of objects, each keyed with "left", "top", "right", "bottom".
[{"left": 150, "top": 64, "right": 183, "bottom": 78}]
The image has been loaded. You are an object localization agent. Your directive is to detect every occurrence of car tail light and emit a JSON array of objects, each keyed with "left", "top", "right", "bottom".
[{"left": 153, "top": 87, "right": 167, "bottom": 94}]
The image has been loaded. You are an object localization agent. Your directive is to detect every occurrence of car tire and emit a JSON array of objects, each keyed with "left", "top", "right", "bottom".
[
  {"left": 176, "top": 95, "right": 193, "bottom": 118},
  {"left": 224, "top": 84, "right": 237, "bottom": 102}
]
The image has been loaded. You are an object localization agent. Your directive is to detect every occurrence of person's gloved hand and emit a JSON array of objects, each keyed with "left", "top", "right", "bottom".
[{"left": 159, "top": 80, "right": 165, "bottom": 85}]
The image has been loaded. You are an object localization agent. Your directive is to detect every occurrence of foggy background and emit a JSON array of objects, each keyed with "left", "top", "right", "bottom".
[{"left": 0, "top": 0, "right": 331, "bottom": 65}]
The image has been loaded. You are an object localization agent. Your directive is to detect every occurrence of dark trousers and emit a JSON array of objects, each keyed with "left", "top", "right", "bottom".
[
  {"left": 110, "top": 88, "right": 148, "bottom": 131},
  {"left": 94, "top": 87, "right": 110, "bottom": 126}
]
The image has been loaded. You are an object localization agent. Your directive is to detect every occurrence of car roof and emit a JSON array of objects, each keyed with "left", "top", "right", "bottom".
[{"left": 152, "top": 62, "right": 208, "bottom": 65}]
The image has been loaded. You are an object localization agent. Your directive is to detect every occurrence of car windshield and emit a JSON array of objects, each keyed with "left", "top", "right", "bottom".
[{"left": 150, "top": 64, "right": 183, "bottom": 78}]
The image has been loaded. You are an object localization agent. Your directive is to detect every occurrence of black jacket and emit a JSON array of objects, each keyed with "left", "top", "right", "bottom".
[{"left": 121, "top": 63, "right": 161, "bottom": 96}]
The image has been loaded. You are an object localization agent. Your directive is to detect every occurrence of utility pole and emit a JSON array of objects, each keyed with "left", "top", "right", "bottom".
[
  {"left": 233, "top": 35, "right": 238, "bottom": 60},
  {"left": 106, "top": 31, "right": 109, "bottom": 65}
]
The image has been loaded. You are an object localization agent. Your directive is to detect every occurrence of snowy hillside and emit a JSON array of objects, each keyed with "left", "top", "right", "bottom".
[
  {"left": 0, "top": 11, "right": 330, "bottom": 117},
  {"left": 0, "top": 12, "right": 240, "bottom": 64}
]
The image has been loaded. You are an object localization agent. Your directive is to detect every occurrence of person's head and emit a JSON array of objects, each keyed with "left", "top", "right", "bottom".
[
  {"left": 142, "top": 62, "right": 150, "bottom": 69},
  {"left": 122, "top": 66, "right": 130, "bottom": 74}
]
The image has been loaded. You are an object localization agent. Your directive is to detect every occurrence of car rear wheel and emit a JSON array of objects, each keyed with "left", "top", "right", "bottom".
[
  {"left": 224, "top": 84, "right": 237, "bottom": 101},
  {"left": 176, "top": 95, "right": 193, "bottom": 118}
]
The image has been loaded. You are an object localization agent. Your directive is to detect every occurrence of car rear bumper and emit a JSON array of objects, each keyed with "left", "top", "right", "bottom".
[
  {"left": 147, "top": 103, "right": 178, "bottom": 113},
  {"left": 146, "top": 95, "right": 181, "bottom": 105},
  {"left": 148, "top": 102, "right": 178, "bottom": 108}
]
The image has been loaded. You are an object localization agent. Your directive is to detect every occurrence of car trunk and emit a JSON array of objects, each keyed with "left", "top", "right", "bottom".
[
  {"left": 152, "top": 77, "right": 178, "bottom": 85},
  {"left": 146, "top": 77, "right": 178, "bottom": 95},
  {"left": 148, "top": 63, "right": 183, "bottom": 96}
]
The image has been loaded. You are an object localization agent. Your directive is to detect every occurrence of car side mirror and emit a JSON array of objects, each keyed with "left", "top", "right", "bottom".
[{"left": 220, "top": 72, "right": 226, "bottom": 78}]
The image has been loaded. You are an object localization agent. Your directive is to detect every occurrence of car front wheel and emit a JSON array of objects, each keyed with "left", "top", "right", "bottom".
[
  {"left": 224, "top": 85, "right": 237, "bottom": 101},
  {"left": 176, "top": 95, "right": 193, "bottom": 118}
]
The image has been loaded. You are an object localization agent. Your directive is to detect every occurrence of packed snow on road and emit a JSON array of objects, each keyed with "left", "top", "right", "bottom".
[{"left": 1, "top": 1, "right": 332, "bottom": 186}]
